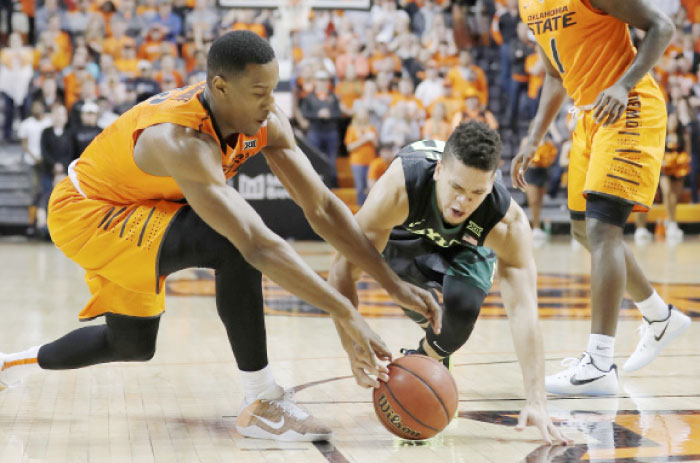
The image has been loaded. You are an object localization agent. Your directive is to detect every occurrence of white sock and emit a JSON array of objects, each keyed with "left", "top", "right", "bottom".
[
  {"left": 241, "top": 365, "right": 276, "bottom": 402},
  {"left": 586, "top": 334, "right": 615, "bottom": 371},
  {"left": 1, "top": 346, "right": 42, "bottom": 386},
  {"left": 635, "top": 290, "right": 669, "bottom": 322}
]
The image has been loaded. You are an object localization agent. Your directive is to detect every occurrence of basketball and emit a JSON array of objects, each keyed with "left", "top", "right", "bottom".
[{"left": 372, "top": 355, "right": 458, "bottom": 440}]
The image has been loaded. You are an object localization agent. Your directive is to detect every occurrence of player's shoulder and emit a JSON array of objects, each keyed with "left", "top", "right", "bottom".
[
  {"left": 264, "top": 104, "right": 294, "bottom": 149},
  {"left": 138, "top": 123, "right": 219, "bottom": 162}
]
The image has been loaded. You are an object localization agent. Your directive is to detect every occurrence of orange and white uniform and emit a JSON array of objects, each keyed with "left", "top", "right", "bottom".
[
  {"left": 48, "top": 82, "right": 267, "bottom": 320},
  {"left": 519, "top": 0, "right": 667, "bottom": 213}
]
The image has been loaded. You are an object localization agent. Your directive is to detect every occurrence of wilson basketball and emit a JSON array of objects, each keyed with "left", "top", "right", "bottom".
[{"left": 372, "top": 355, "right": 458, "bottom": 440}]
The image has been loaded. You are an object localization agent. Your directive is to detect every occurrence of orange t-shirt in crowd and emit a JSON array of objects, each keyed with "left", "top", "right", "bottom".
[
  {"left": 422, "top": 118, "right": 451, "bottom": 141},
  {"left": 335, "top": 79, "right": 364, "bottom": 111},
  {"left": 154, "top": 70, "right": 184, "bottom": 88},
  {"left": 344, "top": 124, "right": 378, "bottom": 166},
  {"left": 525, "top": 52, "right": 544, "bottom": 99},
  {"left": 445, "top": 65, "right": 488, "bottom": 107},
  {"left": 102, "top": 36, "right": 136, "bottom": 60},
  {"left": 138, "top": 40, "right": 177, "bottom": 62}
]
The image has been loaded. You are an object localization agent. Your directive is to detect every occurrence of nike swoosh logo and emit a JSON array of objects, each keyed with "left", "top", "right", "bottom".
[
  {"left": 570, "top": 375, "right": 606, "bottom": 386},
  {"left": 253, "top": 414, "right": 285, "bottom": 430},
  {"left": 596, "top": 346, "right": 610, "bottom": 351},
  {"left": 654, "top": 320, "right": 670, "bottom": 342}
]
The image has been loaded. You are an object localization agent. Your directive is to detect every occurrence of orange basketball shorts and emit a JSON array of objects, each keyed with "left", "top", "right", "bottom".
[
  {"left": 47, "top": 177, "right": 184, "bottom": 320},
  {"left": 567, "top": 74, "right": 667, "bottom": 214}
]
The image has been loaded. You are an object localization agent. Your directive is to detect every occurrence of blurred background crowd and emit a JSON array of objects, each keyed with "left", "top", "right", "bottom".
[{"left": 0, "top": 0, "right": 697, "bottom": 240}]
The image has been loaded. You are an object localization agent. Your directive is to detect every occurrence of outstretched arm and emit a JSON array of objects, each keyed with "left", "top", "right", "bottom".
[
  {"left": 484, "top": 199, "right": 571, "bottom": 445},
  {"left": 589, "top": 0, "right": 675, "bottom": 125},
  {"left": 134, "top": 123, "right": 391, "bottom": 380},
  {"left": 262, "top": 106, "right": 442, "bottom": 333}
]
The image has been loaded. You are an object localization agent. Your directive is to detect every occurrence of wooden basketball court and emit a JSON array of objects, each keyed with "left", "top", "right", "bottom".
[{"left": 0, "top": 237, "right": 698, "bottom": 463}]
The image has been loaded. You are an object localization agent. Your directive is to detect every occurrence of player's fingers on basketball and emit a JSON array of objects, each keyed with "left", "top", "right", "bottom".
[{"left": 353, "top": 366, "right": 378, "bottom": 388}]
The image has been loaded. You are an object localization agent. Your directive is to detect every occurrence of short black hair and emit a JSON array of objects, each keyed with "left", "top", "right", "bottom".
[
  {"left": 207, "top": 31, "right": 275, "bottom": 85},
  {"left": 443, "top": 121, "right": 501, "bottom": 172}
]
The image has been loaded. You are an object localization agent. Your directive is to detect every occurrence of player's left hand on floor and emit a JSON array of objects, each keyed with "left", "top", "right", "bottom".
[{"left": 515, "top": 402, "right": 573, "bottom": 446}]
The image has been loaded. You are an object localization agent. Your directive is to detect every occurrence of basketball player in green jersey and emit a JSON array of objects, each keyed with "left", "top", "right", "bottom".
[{"left": 328, "top": 122, "right": 570, "bottom": 445}]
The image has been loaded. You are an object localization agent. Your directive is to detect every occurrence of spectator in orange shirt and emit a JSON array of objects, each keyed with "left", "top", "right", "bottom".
[
  {"left": 351, "top": 79, "right": 389, "bottom": 133},
  {"left": 422, "top": 101, "right": 451, "bottom": 141},
  {"left": 432, "top": 41, "right": 459, "bottom": 68},
  {"left": 102, "top": 18, "right": 136, "bottom": 61},
  {"left": 451, "top": 90, "right": 498, "bottom": 131},
  {"left": 154, "top": 54, "right": 184, "bottom": 88},
  {"left": 345, "top": 106, "right": 379, "bottom": 205},
  {"left": 367, "top": 143, "right": 396, "bottom": 192},
  {"left": 335, "top": 64, "right": 364, "bottom": 115},
  {"left": 445, "top": 49, "right": 488, "bottom": 108},
  {"left": 114, "top": 42, "right": 140, "bottom": 78},
  {"left": 63, "top": 47, "right": 97, "bottom": 110},
  {"left": 390, "top": 76, "right": 425, "bottom": 121},
  {"left": 222, "top": 8, "right": 267, "bottom": 38},
  {"left": 369, "top": 40, "right": 402, "bottom": 76},
  {"left": 335, "top": 38, "right": 370, "bottom": 80},
  {"left": 427, "top": 82, "right": 464, "bottom": 122},
  {"left": 139, "top": 24, "right": 178, "bottom": 61}
]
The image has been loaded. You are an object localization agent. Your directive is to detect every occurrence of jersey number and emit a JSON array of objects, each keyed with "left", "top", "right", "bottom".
[{"left": 549, "top": 38, "right": 565, "bottom": 74}]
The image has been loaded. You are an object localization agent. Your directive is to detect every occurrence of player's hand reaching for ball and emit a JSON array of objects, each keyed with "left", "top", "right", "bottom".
[
  {"left": 387, "top": 281, "right": 442, "bottom": 335},
  {"left": 515, "top": 400, "right": 572, "bottom": 446},
  {"left": 593, "top": 82, "right": 629, "bottom": 127},
  {"left": 332, "top": 310, "right": 391, "bottom": 389}
]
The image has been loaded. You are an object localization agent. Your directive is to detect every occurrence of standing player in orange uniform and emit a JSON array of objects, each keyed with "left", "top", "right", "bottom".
[
  {"left": 0, "top": 31, "right": 442, "bottom": 442},
  {"left": 512, "top": 0, "right": 690, "bottom": 395}
]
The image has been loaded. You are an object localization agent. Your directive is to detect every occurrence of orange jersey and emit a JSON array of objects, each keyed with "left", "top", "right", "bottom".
[
  {"left": 73, "top": 81, "right": 268, "bottom": 204},
  {"left": 519, "top": 0, "right": 637, "bottom": 106}
]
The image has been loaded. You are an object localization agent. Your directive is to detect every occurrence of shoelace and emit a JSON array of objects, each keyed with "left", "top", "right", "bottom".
[{"left": 266, "top": 389, "right": 308, "bottom": 421}]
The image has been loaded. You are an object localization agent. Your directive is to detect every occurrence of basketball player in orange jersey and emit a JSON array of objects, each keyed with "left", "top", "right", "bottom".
[
  {"left": 328, "top": 126, "right": 571, "bottom": 446},
  {"left": 512, "top": 0, "right": 690, "bottom": 395},
  {"left": 0, "top": 31, "right": 442, "bottom": 442}
]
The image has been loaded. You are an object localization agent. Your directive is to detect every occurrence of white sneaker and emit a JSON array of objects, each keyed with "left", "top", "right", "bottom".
[
  {"left": 634, "top": 227, "right": 652, "bottom": 243},
  {"left": 236, "top": 385, "right": 332, "bottom": 442},
  {"left": 546, "top": 353, "right": 618, "bottom": 396},
  {"left": 666, "top": 222, "right": 684, "bottom": 241},
  {"left": 622, "top": 306, "right": 691, "bottom": 372},
  {"left": 0, "top": 353, "right": 24, "bottom": 389},
  {"left": 532, "top": 228, "right": 548, "bottom": 242}
]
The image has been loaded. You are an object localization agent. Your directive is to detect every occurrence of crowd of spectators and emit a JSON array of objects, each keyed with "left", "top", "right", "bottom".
[{"left": 0, "top": 0, "right": 698, "bottom": 231}]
